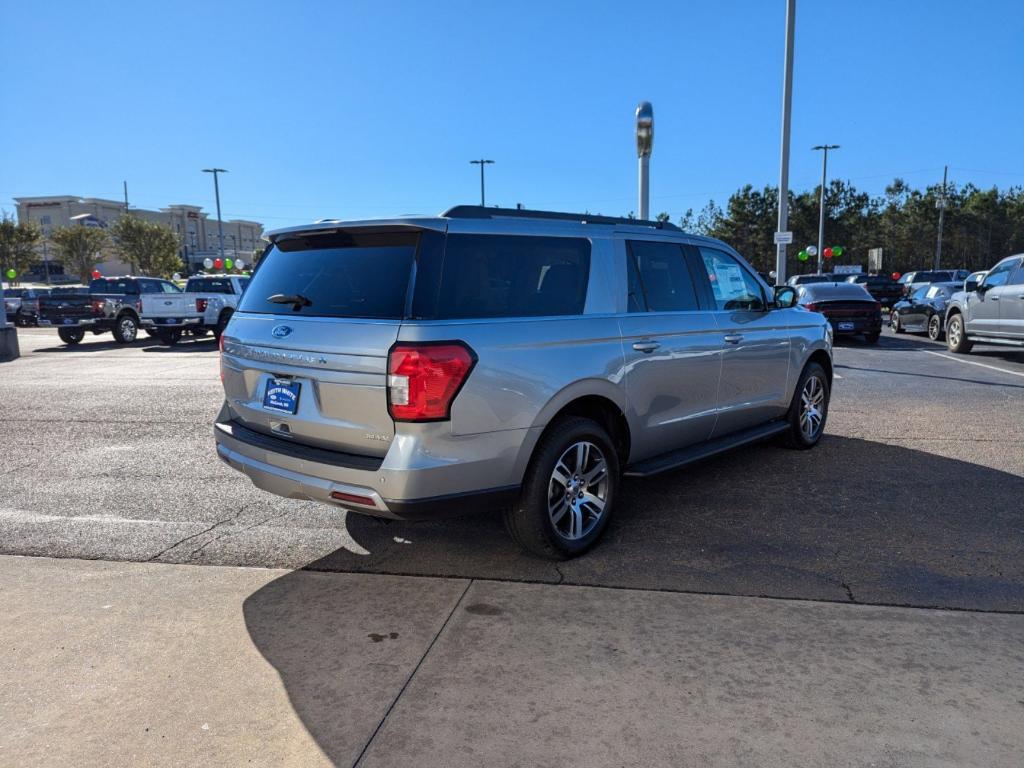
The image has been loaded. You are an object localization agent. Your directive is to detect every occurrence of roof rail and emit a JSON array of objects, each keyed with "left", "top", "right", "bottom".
[{"left": 441, "top": 205, "right": 681, "bottom": 231}]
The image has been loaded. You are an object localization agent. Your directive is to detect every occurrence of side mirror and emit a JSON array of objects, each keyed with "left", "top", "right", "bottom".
[
  {"left": 774, "top": 285, "right": 798, "bottom": 309},
  {"left": 976, "top": 281, "right": 989, "bottom": 294},
  {"left": 964, "top": 279, "right": 979, "bottom": 293}
]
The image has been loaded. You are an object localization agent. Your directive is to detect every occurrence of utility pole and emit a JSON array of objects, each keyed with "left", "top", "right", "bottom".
[
  {"left": 812, "top": 144, "right": 839, "bottom": 274},
  {"left": 202, "top": 168, "right": 228, "bottom": 261},
  {"left": 934, "top": 165, "right": 948, "bottom": 271},
  {"left": 774, "top": 0, "right": 796, "bottom": 285},
  {"left": 469, "top": 159, "right": 494, "bottom": 206},
  {"left": 123, "top": 181, "right": 129, "bottom": 214},
  {"left": 635, "top": 102, "right": 654, "bottom": 220}
]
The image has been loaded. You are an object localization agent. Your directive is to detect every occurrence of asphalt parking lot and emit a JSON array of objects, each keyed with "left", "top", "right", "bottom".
[{"left": 2, "top": 325, "right": 1023, "bottom": 612}]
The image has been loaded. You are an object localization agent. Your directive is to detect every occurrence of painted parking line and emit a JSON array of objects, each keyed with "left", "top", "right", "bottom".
[{"left": 923, "top": 350, "right": 1024, "bottom": 379}]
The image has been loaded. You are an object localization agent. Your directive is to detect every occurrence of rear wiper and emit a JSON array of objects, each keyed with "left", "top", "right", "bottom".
[{"left": 267, "top": 293, "right": 312, "bottom": 310}]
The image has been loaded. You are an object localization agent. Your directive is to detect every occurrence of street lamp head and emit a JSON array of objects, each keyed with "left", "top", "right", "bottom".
[
  {"left": 811, "top": 145, "right": 840, "bottom": 151},
  {"left": 202, "top": 168, "right": 228, "bottom": 173},
  {"left": 469, "top": 159, "right": 494, "bottom": 166},
  {"left": 635, "top": 101, "right": 653, "bottom": 158}
]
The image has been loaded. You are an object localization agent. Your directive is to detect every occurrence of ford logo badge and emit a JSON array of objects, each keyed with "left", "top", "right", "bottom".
[{"left": 272, "top": 325, "right": 292, "bottom": 339}]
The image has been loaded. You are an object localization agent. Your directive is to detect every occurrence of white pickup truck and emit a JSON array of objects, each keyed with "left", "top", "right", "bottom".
[{"left": 184, "top": 275, "right": 250, "bottom": 340}]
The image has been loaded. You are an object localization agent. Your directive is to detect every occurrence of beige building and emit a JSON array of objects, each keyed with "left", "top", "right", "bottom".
[{"left": 14, "top": 195, "right": 264, "bottom": 276}]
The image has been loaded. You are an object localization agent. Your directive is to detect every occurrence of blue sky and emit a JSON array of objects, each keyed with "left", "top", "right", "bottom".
[{"left": 2, "top": 0, "right": 1022, "bottom": 228}]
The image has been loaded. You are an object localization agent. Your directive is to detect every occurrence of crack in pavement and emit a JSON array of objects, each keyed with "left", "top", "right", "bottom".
[
  {"left": 147, "top": 506, "right": 248, "bottom": 562},
  {"left": 182, "top": 508, "right": 294, "bottom": 563}
]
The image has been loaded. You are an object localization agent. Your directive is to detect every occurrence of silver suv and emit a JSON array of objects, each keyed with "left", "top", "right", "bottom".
[{"left": 214, "top": 207, "right": 833, "bottom": 558}]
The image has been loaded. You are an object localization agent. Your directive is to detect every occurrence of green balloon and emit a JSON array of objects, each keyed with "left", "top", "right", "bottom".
[
  {"left": 4, "top": 268, "right": 15, "bottom": 280},
  {"left": 797, "top": 251, "right": 809, "bottom": 262},
  {"left": 833, "top": 246, "right": 844, "bottom": 257},
  {"left": 225, "top": 258, "right": 234, "bottom": 270}
]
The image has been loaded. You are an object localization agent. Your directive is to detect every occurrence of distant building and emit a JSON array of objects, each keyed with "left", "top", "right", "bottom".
[{"left": 13, "top": 195, "right": 264, "bottom": 276}]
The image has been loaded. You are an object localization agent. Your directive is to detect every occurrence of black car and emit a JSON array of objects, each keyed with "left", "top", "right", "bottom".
[
  {"left": 844, "top": 274, "right": 902, "bottom": 308},
  {"left": 890, "top": 282, "right": 961, "bottom": 341},
  {"left": 896, "top": 270, "right": 969, "bottom": 297},
  {"left": 796, "top": 282, "right": 882, "bottom": 343},
  {"left": 787, "top": 274, "right": 835, "bottom": 287}
]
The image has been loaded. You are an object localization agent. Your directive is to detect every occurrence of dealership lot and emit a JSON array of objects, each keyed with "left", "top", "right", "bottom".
[{"left": 2, "top": 326, "right": 1023, "bottom": 611}]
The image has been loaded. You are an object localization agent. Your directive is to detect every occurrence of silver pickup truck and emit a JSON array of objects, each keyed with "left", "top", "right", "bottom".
[
  {"left": 945, "top": 254, "right": 1024, "bottom": 353},
  {"left": 185, "top": 275, "right": 250, "bottom": 340}
]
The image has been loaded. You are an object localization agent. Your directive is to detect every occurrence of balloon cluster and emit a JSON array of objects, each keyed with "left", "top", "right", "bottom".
[
  {"left": 797, "top": 250, "right": 809, "bottom": 262},
  {"left": 822, "top": 245, "right": 845, "bottom": 260}
]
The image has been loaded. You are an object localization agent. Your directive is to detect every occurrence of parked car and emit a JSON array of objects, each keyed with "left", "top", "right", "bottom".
[
  {"left": 184, "top": 274, "right": 249, "bottom": 339},
  {"left": 38, "top": 276, "right": 204, "bottom": 346},
  {"left": 11, "top": 288, "right": 55, "bottom": 326},
  {"left": 787, "top": 274, "right": 835, "bottom": 287},
  {"left": 897, "top": 270, "right": 969, "bottom": 297},
  {"left": 890, "top": 282, "right": 960, "bottom": 340},
  {"left": 214, "top": 206, "right": 833, "bottom": 559},
  {"left": 796, "top": 282, "right": 882, "bottom": 343},
  {"left": 945, "top": 254, "right": 1024, "bottom": 353},
  {"left": 844, "top": 274, "right": 902, "bottom": 308},
  {"left": 3, "top": 288, "right": 25, "bottom": 322}
]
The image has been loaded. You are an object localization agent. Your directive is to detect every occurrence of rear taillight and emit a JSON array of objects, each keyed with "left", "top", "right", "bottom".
[
  {"left": 90, "top": 298, "right": 106, "bottom": 313},
  {"left": 387, "top": 342, "right": 476, "bottom": 422},
  {"left": 803, "top": 302, "right": 819, "bottom": 312},
  {"left": 330, "top": 490, "right": 377, "bottom": 508},
  {"left": 135, "top": 300, "right": 142, "bottom": 312},
  {"left": 196, "top": 298, "right": 208, "bottom": 312}
]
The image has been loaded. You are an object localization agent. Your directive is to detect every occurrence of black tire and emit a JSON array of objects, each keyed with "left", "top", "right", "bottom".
[
  {"left": 927, "top": 314, "right": 943, "bottom": 341},
  {"left": 778, "top": 361, "right": 830, "bottom": 450},
  {"left": 157, "top": 329, "right": 182, "bottom": 346},
  {"left": 190, "top": 327, "right": 210, "bottom": 338},
  {"left": 112, "top": 314, "right": 138, "bottom": 344},
  {"left": 57, "top": 328, "right": 85, "bottom": 345},
  {"left": 864, "top": 331, "right": 880, "bottom": 344},
  {"left": 890, "top": 313, "right": 904, "bottom": 333},
  {"left": 504, "top": 416, "right": 620, "bottom": 560},
  {"left": 144, "top": 328, "right": 158, "bottom": 338},
  {"left": 946, "top": 313, "right": 972, "bottom": 354},
  {"left": 213, "top": 310, "right": 233, "bottom": 341}
]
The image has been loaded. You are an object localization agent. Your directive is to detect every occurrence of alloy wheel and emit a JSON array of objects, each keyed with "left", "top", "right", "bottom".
[
  {"left": 120, "top": 317, "right": 137, "bottom": 342},
  {"left": 547, "top": 441, "right": 609, "bottom": 541},
  {"left": 948, "top": 318, "right": 961, "bottom": 347},
  {"left": 799, "top": 375, "right": 826, "bottom": 441}
]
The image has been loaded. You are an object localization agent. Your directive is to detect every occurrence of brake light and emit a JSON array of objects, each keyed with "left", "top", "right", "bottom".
[
  {"left": 196, "top": 298, "right": 208, "bottom": 312},
  {"left": 803, "top": 302, "right": 819, "bottom": 312},
  {"left": 90, "top": 298, "right": 106, "bottom": 313},
  {"left": 387, "top": 342, "right": 476, "bottom": 422},
  {"left": 135, "top": 300, "right": 142, "bottom": 312}
]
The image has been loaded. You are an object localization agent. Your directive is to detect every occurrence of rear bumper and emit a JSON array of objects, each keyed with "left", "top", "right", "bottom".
[
  {"left": 142, "top": 317, "right": 202, "bottom": 329},
  {"left": 38, "top": 317, "right": 99, "bottom": 328},
  {"left": 213, "top": 412, "right": 529, "bottom": 520},
  {"left": 825, "top": 316, "right": 882, "bottom": 335}
]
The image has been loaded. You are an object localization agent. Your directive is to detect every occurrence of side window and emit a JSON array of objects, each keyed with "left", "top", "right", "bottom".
[
  {"left": 626, "top": 241, "right": 698, "bottom": 312},
  {"left": 698, "top": 247, "right": 765, "bottom": 311},
  {"left": 1006, "top": 259, "right": 1024, "bottom": 286},
  {"left": 138, "top": 281, "right": 160, "bottom": 294},
  {"left": 431, "top": 234, "right": 590, "bottom": 319},
  {"left": 983, "top": 260, "right": 1016, "bottom": 289},
  {"left": 912, "top": 286, "right": 929, "bottom": 301},
  {"left": 160, "top": 281, "right": 181, "bottom": 293}
]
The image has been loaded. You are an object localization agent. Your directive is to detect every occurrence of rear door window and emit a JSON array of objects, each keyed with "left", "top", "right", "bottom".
[
  {"left": 186, "top": 278, "right": 233, "bottom": 293},
  {"left": 425, "top": 234, "right": 590, "bottom": 319},
  {"left": 626, "top": 240, "right": 698, "bottom": 312},
  {"left": 238, "top": 231, "right": 418, "bottom": 319}
]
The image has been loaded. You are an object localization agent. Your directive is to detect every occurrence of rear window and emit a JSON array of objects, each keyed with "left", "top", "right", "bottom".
[
  {"left": 186, "top": 278, "right": 234, "bottom": 293},
  {"left": 90, "top": 278, "right": 140, "bottom": 295},
  {"left": 238, "top": 231, "right": 418, "bottom": 319},
  {"left": 423, "top": 234, "right": 590, "bottom": 319}
]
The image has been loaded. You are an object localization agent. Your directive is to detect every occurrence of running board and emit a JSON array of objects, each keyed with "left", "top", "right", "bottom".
[
  {"left": 965, "top": 335, "right": 1024, "bottom": 348},
  {"left": 623, "top": 420, "right": 790, "bottom": 478}
]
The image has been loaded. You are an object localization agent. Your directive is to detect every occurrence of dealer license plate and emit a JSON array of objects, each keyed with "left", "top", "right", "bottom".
[{"left": 263, "top": 378, "right": 301, "bottom": 415}]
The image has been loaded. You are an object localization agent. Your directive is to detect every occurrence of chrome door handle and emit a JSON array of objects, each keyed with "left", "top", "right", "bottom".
[
  {"left": 632, "top": 341, "right": 660, "bottom": 353},
  {"left": 723, "top": 334, "right": 743, "bottom": 344},
  {"left": 990, "top": 296, "right": 1000, "bottom": 301}
]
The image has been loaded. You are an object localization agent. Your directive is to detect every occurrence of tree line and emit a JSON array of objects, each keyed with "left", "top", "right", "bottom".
[{"left": 660, "top": 179, "right": 1024, "bottom": 276}]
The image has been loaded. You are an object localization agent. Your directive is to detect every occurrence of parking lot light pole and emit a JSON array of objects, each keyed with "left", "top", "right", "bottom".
[
  {"left": 469, "top": 159, "right": 494, "bottom": 206},
  {"left": 202, "top": 168, "right": 228, "bottom": 261},
  {"left": 635, "top": 102, "right": 654, "bottom": 220},
  {"left": 775, "top": 0, "right": 796, "bottom": 285},
  {"left": 934, "top": 164, "right": 948, "bottom": 271},
  {"left": 812, "top": 144, "right": 839, "bottom": 274}
]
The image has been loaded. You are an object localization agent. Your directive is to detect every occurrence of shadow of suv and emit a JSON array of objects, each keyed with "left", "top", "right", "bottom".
[{"left": 214, "top": 206, "right": 832, "bottom": 558}]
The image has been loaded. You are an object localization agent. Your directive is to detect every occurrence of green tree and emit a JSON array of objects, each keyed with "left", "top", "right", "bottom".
[
  {"left": 109, "top": 215, "right": 182, "bottom": 277},
  {"left": 50, "top": 225, "right": 109, "bottom": 283},
  {"left": 0, "top": 214, "right": 42, "bottom": 283}
]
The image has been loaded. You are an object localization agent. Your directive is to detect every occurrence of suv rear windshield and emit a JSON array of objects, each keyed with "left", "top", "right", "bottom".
[
  {"left": 186, "top": 277, "right": 237, "bottom": 294},
  {"left": 239, "top": 231, "right": 418, "bottom": 319},
  {"left": 241, "top": 230, "right": 591, "bottom": 321}
]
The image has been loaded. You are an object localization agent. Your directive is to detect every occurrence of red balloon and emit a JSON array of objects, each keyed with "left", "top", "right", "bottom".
[
  {"left": 213, "top": 258, "right": 223, "bottom": 270},
  {"left": 823, "top": 247, "right": 833, "bottom": 259},
  {"left": 91, "top": 270, "right": 101, "bottom": 279},
  {"left": 891, "top": 272, "right": 901, "bottom": 281}
]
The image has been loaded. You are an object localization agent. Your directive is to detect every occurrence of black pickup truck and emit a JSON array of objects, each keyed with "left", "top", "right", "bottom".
[
  {"left": 843, "top": 275, "right": 903, "bottom": 308},
  {"left": 37, "top": 276, "right": 201, "bottom": 345}
]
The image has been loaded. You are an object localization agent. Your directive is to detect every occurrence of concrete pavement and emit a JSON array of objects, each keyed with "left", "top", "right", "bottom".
[{"left": 1, "top": 555, "right": 1022, "bottom": 768}]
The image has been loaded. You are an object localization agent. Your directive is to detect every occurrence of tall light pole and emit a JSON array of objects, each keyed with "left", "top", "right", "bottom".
[
  {"left": 775, "top": 0, "right": 796, "bottom": 285},
  {"left": 202, "top": 168, "right": 228, "bottom": 261},
  {"left": 934, "top": 164, "right": 948, "bottom": 271},
  {"left": 469, "top": 159, "right": 494, "bottom": 206},
  {"left": 812, "top": 144, "right": 839, "bottom": 274},
  {"left": 635, "top": 102, "right": 653, "bottom": 220}
]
